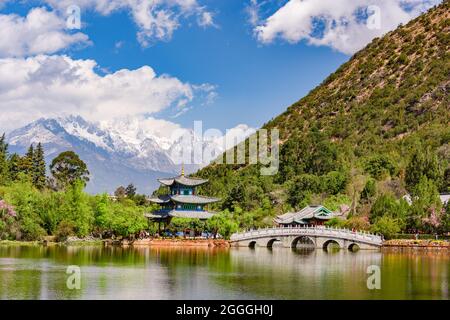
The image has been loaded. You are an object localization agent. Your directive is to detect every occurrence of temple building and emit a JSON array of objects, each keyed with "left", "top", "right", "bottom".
[
  {"left": 274, "top": 205, "right": 334, "bottom": 227},
  {"left": 145, "top": 168, "right": 220, "bottom": 225}
]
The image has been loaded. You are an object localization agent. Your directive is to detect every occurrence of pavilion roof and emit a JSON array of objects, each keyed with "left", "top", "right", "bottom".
[
  {"left": 147, "top": 195, "right": 171, "bottom": 204},
  {"left": 171, "top": 195, "right": 220, "bottom": 204},
  {"left": 158, "top": 175, "right": 208, "bottom": 187},
  {"left": 148, "top": 194, "right": 220, "bottom": 205},
  {"left": 274, "top": 205, "right": 334, "bottom": 224}
]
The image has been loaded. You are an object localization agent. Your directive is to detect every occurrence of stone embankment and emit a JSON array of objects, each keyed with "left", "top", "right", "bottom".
[{"left": 383, "top": 239, "right": 449, "bottom": 249}]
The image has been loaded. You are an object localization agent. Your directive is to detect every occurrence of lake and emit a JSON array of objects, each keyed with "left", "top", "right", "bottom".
[{"left": 0, "top": 245, "right": 448, "bottom": 300}]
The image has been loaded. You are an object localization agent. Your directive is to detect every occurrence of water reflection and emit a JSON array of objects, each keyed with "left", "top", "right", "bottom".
[{"left": 0, "top": 245, "right": 447, "bottom": 300}]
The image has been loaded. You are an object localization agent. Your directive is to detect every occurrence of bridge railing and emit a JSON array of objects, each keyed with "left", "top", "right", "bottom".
[{"left": 230, "top": 225, "right": 383, "bottom": 244}]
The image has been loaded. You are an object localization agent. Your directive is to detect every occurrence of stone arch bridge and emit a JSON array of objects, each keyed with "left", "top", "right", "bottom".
[{"left": 230, "top": 226, "right": 383, "bottom": 250}]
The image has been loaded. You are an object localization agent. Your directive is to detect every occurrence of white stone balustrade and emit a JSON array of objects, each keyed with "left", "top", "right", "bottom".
[{"left": 230, "top": 225, "right": 383, "bottom": 247}]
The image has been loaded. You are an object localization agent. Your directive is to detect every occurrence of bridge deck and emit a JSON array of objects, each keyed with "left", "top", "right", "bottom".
[{"left": 231, "top": 226, "right": 383, "bottom": 247}]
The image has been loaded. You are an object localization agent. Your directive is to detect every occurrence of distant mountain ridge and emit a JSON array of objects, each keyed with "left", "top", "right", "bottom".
[
  {"left": 6, "top": 115, "right": 253, "bottom": 194},
  {"left": 6, "top": 116, "right": 170, "bottom": 194}
]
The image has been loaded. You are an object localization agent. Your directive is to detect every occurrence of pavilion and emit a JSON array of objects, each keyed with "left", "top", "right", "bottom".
[
  {"left": 274, "top": 205, "right": 334, "bottom": 227},
  {"left": 145, "top": 167, "right": 220, "bottom": 228}
]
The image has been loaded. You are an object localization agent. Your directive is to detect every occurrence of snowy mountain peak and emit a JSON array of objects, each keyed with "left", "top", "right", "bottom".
[{"left": 6, "top": 115, "right": 253, "bottom": 193}]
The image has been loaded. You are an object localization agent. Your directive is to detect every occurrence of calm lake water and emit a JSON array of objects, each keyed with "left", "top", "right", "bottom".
[{"left": 0, "top": 245, "right": 448, "bottom": 300}]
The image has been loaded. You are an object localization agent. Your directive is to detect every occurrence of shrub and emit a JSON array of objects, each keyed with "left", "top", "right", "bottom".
[
  {"left": 371, "top": 216, "right": 404, "bottom": 239},
  {"left": 55, "top": 221, "right": 76, "bottom": 242}
]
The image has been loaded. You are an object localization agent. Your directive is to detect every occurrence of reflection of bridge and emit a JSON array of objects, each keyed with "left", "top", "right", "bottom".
[{"left": 230, "top": 226, "right": 383, "bottom": 250}]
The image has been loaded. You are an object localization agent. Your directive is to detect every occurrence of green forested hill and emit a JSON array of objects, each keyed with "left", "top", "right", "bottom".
[{"left": 196, "top": 1, "right": 450, "bottom": 234}]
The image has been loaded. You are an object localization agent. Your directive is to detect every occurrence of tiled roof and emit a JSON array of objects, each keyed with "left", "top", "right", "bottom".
[
  {"left": 148, "top": 194, "right": 220, "bottom": 204},
  {"left": 148, "top": 195, "right": 171, "bottom": 204},
  {"left": 274, "top": 205, "right": 333, "bottom": 224},
  {"left": 170, "top": 195, "right": 220, "bottom": 204},
  {"left": 158, "top": 175, "right": 208, "bottom": 187}
]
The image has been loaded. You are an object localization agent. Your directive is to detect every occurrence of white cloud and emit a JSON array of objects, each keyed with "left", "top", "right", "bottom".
[
  {"left": 0, "top": 7, "right": 90, "bottom": 58},
  {"left": 43, "top": 0, "right": 215, "bottom": 46},
  {"left": 254, "top": 0, "right": 442, "bottom": 54},
  {"left": 197, "top": 10, "right": 215, "bottom": 27},
  {"left": 246, "top": 0, "right": 262, "bottom": 26},
  {"left": 0, "top": 55, "right": 201, "bottom": 131}
]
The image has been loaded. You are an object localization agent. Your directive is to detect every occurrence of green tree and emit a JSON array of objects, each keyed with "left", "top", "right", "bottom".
[
  {"left": 407, "top": 176, "right": 442, "bottom": 231},
  {"left": 114, "top": 186, "right": 127, "bottom": 199},
  {"left": 324, "top": 171, "right": 348, "bottom": 195},
  {"left": 371, "top": 216, "right": 403, "bottom": 239},
  {"left": 8, "top": 154, "right": 21, "bottom": 182},
  {"left": 50, "top": 151, "right": 89, "bottom": 189},
  {"left": 405, "top": 147, "right": 443, "bottom": 193},
  {"left": 0, "top": 133, "right": 9, "bottom": 185},
  {"left": 364, "top": 155, "right": 396, "bottom": 179},
  {"left": 288, "top": 174, "right": 320, "bottom": 208},
  {"left": 125, "top": 183, "right": 137, "bottom": 198},
  {"left": 18, "top": 145, "right": 34, "bottom": 179},
  {"left": 32, "top": 143, "right": 46, "bottom": 189},
  {"left": 2, "top": 178, "right": 46, "bottom": 240},
  {"left": 60, "top": 181, "right": 94, "bottom": 237},
  {"left": 442, "top": 202, "right": 450, "bottom": 233},
  {"left": 108, "top": 200, "right": 147, "bottom": 237},
  {"left": 207, "top": 210, "right": 238, "bottom": 239},
  {"left": 370, "top": 193, "right": 409, "bottom": 225},
  {"left": 361, "top": 178, "right": 376, "bottom": 200}
]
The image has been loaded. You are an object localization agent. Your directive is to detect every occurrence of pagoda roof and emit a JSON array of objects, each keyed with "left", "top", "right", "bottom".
[
  {"left": 147, "top": 195, "right": 171, "bottom": 204},
  {"left": 274, "top": 205, "right": 334, "bottom": 225},
  {"left": 158, "top": 175, "right": 208, "bottom": 187},
  {"left": 171, "top": 195, "right": 220, "bottom": 204},
  {"left": 148, "top": 194, "right": 220, "bottom": 205},
  {"left": 145, "top": 210, "right": 215, "bottom": 220}
]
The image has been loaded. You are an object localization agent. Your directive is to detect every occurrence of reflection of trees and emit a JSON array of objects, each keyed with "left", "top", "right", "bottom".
[
  {"left": 0, "top": 245, "right": 448, "bottom": 299},
  {"left": 381, "top": 249, "right": 449, "bottom": 299},
  {"left": 210, "top": 248, "right": 384, "bottom": 300}
]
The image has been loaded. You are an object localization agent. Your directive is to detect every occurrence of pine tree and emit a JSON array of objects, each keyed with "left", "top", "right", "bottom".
[
  {"left": 405, "top": 147, "right": 443, "bottom": 194},
  {"left": 0, "top": 133, "right": 9, "bottom": 185},
  {"left": 19, "top": 144, "right": 34, "bottom": 179},
  {"left": 33, "top": 143, "right": 46, "bottom": 189},
  {"left": 8, "top": 154, "right": 20, "bottom": 182},
  {"left": 125, "top": 183, "right": 137, "bottom": 198}
]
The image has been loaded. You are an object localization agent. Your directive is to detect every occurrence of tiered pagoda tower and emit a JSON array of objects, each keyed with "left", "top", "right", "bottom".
[{"left": 146, "top": 167, "right": 220, "bottom": 224}]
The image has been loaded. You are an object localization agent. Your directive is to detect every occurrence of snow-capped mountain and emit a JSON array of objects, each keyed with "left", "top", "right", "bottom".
[
  {"left": 6, "top": 116, "right": 254, "bottom": 194},
  {"left": 6, "top": 116, "right": 178, "bottom": 194}
]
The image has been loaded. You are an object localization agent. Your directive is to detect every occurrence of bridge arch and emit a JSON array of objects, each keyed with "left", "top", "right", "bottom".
[
  {"left": 322, "top": 239, "right": 341, "bottom": 251},
  {"left": 267, "top": 238, "right": 280, "bottom": 248},
  {"left": 291, "top": 236, "right": 315, "bottom": 248},
  {"left": 248, "top": 241, "right": 257, "bottom": 249},
  {"left": 348, "top": 243, "right": 360, "bottom": 252}
]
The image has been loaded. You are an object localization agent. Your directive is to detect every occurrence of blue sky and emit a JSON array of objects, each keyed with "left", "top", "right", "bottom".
[{"left": 0, "top": 0, "right": 441, "bottom": 134}]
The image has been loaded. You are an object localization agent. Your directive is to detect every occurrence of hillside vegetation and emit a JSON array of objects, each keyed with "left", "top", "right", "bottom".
[{"left": 197, "top": 1, "right": 450, "bottom": 236}]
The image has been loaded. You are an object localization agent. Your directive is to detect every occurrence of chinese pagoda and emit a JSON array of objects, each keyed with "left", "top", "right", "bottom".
[{"left": 145, "top": 167, "right": 220, "bottom": 224}]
